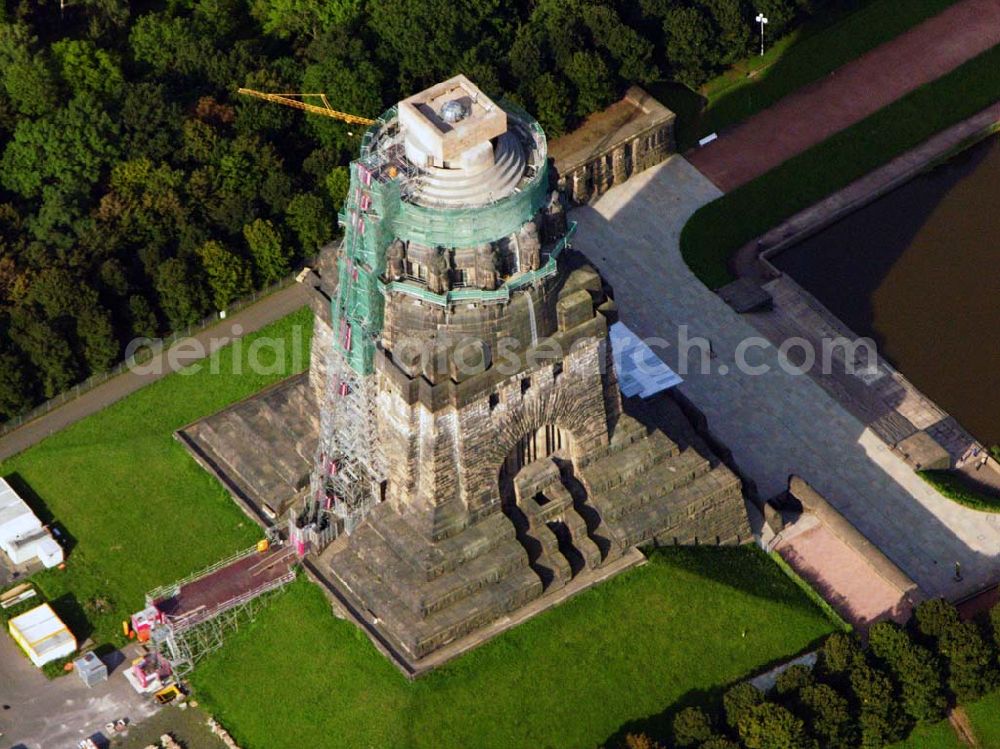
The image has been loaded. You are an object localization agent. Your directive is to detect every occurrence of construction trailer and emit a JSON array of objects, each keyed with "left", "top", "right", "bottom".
[
  {"left": 0, "top": 477, "right": 63, "bottom": 568},
  {"left": 8, "top": 602, "right": 76, "bottom": 667}
]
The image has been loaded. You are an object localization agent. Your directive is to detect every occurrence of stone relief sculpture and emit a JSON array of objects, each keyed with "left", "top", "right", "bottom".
[
  {"left": 386, "top": 238, "right": 406, "bottom": 281},
  {"left": 428, "top": 247, "right": 452, "bottom": 294},
  {"left": 518, "top": 220, "right": 541, "bottom": 272}
]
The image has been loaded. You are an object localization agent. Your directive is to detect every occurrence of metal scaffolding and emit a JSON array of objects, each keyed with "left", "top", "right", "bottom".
[
  {"left": 151, "top": 582, "right": 290, "bottom": 676},
  {"left": 143, "top": 544, "right": 296, "bottom": 675},
  {"left": 312, "top": 343, "right": 384, "bottom": 535}
]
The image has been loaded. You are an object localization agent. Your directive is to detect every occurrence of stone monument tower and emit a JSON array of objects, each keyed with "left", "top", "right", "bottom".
[{"left": 300, "top": 75, "right": 749, "bottom": 666}]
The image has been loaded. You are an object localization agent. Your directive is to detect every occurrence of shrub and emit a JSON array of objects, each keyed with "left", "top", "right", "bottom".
[
  {"left": 699, "top": 738, "right": 741, "bottom": 749},
  {"left": 737, "top": 702, "right": 814, "bottom": 749},
  {"left": 623, "top": 734, "right": 664, "bottom": 749},
  {"left": 914, "top": 599, "right": 960, "bottom": 640},
  {"left": 849, "top": 661, "right": 907, "bottom": 747},
  {"left": 798, "top": 683, "right": 857, "bottom": 749},
  {"left": 774, "top": 664, "right": 814, "bottom": 697},
  {"left": 868, "top": 620, "right": 909, "bottom": 663},
  {"left": 816, "top": 632, "right": 863, "bottom": 680},
  {"left": 723, "top": 682, "right": 764, "bottom": 731},
  {"left": 673, "top": 706, "right": 715, "bottom": 747},
  {"left": 938, "top": 621, "right": 1000, "bottom": 703},
  {"left": 869, "top": 620, "right": 947, "bottom": 723},
  {"left": 987, "top": 603, "right": 1000, "bottom": 654}
]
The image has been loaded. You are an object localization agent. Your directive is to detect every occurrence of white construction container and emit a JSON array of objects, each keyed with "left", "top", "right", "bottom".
[
  {"left": 0, "top": 478, "right": 63, "bottom": 568},
  {"left": 8, "top": 603, "right": 77, "bottom": 667}
]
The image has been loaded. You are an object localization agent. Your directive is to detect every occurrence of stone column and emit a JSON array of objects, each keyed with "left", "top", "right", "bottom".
[
  {"left": 612, "top": 146, "right": 626, "bottom": 185},
  {"left": 571, "top": 168, "right": 588, "bottom": 204}
]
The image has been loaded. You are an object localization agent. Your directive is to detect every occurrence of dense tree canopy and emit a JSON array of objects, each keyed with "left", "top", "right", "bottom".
[{"left": 0, "top": 0, "right": 822, "bottom": 421}]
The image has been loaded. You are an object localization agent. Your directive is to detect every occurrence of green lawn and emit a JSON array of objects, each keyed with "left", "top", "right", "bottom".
[
  {"left": 191, "top": 546, "right": 835, "bottom": 749},
  {"left": 965, "top": 689, "right": 1000, "bottom": 748},
  {"left": 892, "top": 719, "right": 965, "bottom": 749},
  {"left": 919, "top": 470, "right": 1000, "bottom": 513},
  {"left": 654, "top": 0, "right": 960, "bottom": 150},
  {"left": 680, "top": 41, "right": 1000, "bottom": 289},
  {"left": 0, "top": 307, "right": 313, "bottom": 645}
]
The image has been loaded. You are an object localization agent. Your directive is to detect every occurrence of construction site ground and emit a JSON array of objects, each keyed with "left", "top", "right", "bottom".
[
  {"left": 115, "top": 703, "right": 221, "bottom": 749},
  {"left": 0, "top": 636, "right": 156, "bottom": 749}
]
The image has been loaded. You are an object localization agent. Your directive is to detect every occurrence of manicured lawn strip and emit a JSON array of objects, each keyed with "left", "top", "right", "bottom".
[
  {"left": 680, "top": 42, "right": 1000, "bottom": 289},
  {"left": 770, "top": 551, "right": 852, "bottom": 632},
  {"left": 699, "top": 0, "right": 960, "bottom": 144},
  {"left": 919, "top": 470, "right": 1000, "bottom": 513},
  {"left": 191, "top": 546, "right": 835, "bottom": 749},
  {"left": 0, "top": 308, "right": 313, "bottom": 646},
  {"left": 654, "top": 0, "right": 960, "bottom": 150}
]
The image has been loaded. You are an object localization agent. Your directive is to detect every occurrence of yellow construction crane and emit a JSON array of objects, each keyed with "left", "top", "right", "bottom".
[{"left": 236, "top": 88, "right": 376, "bottom": 126}]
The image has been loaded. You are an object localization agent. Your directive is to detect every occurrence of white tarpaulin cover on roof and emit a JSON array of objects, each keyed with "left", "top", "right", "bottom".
[
  {"left": 0, "top": 477, "right": 62, "bottom": 568},
  {"left": 610, "top": 321, "right": 682, "bottom": 399},
  {"left": 8, "top": 602, "right": 76, "bottom": 667}
]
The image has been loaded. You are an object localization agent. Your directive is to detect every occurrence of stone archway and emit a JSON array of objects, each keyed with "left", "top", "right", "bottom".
[{"left": 497, "top": 424, "right": 573, "bottom": 509}]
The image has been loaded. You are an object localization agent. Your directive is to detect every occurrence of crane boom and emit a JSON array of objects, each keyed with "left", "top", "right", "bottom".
[{"left": 237, "top": 88, "right": 376, "bottom": 126}]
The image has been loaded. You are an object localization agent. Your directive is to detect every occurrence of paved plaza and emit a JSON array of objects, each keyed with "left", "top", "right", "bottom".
[{"left": 570, "top": 156, "right": 1000, "bottom": 600}]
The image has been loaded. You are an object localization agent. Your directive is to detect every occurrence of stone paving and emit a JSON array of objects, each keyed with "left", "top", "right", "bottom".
[{"left": 570, "top": 155, "right": 1000, "bottom": 600}]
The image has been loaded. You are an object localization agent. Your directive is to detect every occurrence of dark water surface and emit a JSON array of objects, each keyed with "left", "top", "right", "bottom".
[{"left": 773, "top": 135, "right": 1000, "bottom": 447}]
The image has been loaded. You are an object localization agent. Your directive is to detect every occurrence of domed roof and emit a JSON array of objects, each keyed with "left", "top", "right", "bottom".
[{"left": 440, "top": 99, "right": 469, "bottom": 123}]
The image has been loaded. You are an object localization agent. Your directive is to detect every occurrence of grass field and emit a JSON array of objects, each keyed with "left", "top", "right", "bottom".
[
  {"left": 191, "top": 546, "right": 836, "bottom": 749},
  {"left": 654, "top": 0, "right": 960, "bottom": 150},
  {"left": 964, "top": 689, "right": 1000, "bottom": 748},
  {"left": 0, "top": 308, "right": 313, "bottom": 646},
  {"left": 680, "top": 40, "right": 1000, "bottom": 288}
]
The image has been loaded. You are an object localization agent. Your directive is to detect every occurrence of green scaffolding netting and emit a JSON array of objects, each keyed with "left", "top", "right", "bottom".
[{"left": 333, "top": 103, "right": 550, "bottom": 376}]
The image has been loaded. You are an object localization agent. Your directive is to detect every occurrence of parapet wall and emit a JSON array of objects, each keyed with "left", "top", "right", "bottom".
[{"left": 549, "top": 86, "right": 676, "bottom": 204}]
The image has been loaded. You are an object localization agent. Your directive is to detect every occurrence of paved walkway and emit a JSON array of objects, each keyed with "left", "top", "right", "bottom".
[
  {"left": 570, "top": 156, "right": 1000, "bottom": 600},
  {"left": 0, "top": 283, "right": 309, "bottom": 464},
  {"left": 687, "top": 0, "right": 1000, "bottom": 191}
]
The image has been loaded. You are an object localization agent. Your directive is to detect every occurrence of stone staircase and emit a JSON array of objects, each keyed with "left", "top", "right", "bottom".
[
  {"left": 579, "top": 411, "right": 747, "bottom": 551},
  {"left": 507, "top": 458, "right": 605, "bottom": 591},
  {"left": 326, "top": 507, "right": 544, "bottom": 660},
  {"left": 324, "top": 399, "right": 749, "bottom": 665}
]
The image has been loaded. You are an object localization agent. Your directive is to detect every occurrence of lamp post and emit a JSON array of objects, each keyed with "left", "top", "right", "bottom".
[{"left": 756, "top": 13, "right": 769, "bottom": 57}]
